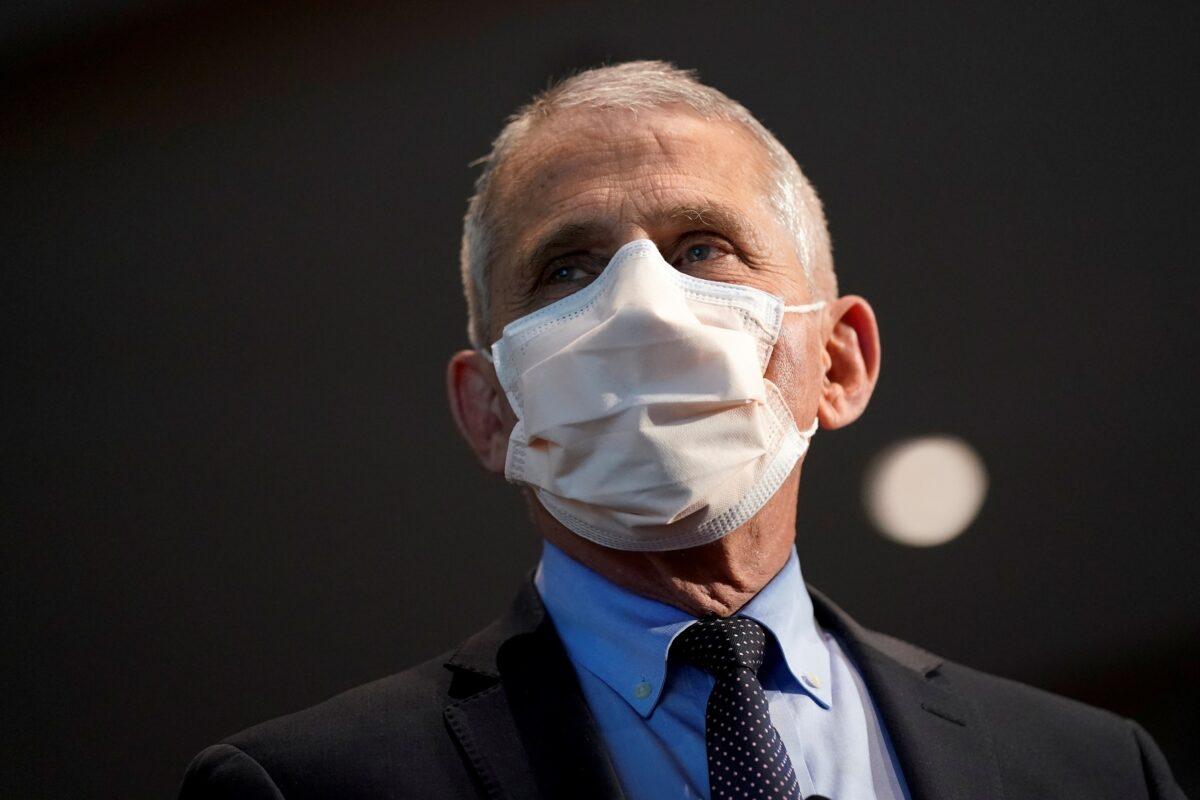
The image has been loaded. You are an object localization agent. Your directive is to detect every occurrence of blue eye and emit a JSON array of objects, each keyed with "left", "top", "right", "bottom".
[
  {"left": 685, "top": 244, "right": 714, "bottom": 263},
  {"left": 547, "top": 264, "right": 589, "bottom": 284}
]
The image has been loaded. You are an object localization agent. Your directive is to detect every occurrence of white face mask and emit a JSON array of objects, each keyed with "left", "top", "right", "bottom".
[{"left": 488, "top": 239, "right": 823, "bottom": 552}]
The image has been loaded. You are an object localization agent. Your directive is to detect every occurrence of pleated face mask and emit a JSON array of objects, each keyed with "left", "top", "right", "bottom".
[{"left": 488, "top": 238, "right": 823, "bottom": 552}]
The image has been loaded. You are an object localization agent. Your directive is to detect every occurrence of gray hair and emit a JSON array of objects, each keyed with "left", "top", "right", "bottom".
[{"left": 459, "top": 60, "right": 835, "bottom": 348}]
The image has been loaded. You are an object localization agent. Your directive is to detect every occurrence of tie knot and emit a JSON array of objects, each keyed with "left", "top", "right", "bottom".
[{"left": 672, "top": 615, "right": 767, "bottom": 676}]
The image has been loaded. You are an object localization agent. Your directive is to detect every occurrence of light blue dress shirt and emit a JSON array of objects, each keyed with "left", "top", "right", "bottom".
[{"left": 534, "top": 541, "right": 911, "bottom": 800}]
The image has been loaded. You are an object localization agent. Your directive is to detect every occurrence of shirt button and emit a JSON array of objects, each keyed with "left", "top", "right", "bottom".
[
  {"left": 802, "top": 673, "right": 823, "bottom": 689},
  {"left": 633, "top": 681, "right": 652, "bottom": 699}
]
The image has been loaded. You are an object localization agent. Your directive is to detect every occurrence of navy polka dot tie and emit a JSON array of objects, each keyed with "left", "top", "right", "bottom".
[{"left": 672, "top": 615, "right": 802, "bottom": 800}]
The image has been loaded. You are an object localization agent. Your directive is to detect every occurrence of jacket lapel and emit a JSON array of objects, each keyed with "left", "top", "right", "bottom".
[
  {"left": 443, "top": 579, "right": 626, "bottom": 800},
  {"left": 808, "top": 586, "right": 1007, "bottom": 800}
]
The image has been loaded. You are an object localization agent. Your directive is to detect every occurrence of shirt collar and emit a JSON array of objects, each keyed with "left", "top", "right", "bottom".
[{"left": 534, "top": 540, "right": 832, "bottom": 718}]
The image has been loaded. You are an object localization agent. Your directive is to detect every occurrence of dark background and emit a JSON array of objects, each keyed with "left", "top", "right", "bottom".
[{"left": 3, "top": 2, "right": 1198, "bottom": 797}]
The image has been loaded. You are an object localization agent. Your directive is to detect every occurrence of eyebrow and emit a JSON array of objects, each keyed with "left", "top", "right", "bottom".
[{"left": 658, "top": 203, "right": 761, "bottom": 249}]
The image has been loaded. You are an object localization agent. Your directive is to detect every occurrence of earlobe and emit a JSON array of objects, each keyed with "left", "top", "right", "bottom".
[
  {"left": 817, "top": 296, "right": 881, "bottom": 430},
  {"left": 446, "top": 350, "right": 510, "bottom": 474}
]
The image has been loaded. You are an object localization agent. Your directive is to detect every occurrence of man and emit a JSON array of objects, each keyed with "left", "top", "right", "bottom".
[{"left": 179, "top": 61, "right": 1185, "bottom": 799}]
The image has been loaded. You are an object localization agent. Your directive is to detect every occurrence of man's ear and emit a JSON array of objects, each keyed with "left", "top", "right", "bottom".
[
  {"left": 446, "top": 349, "right": 511, "bottom": 474},
  {"left": 817, "top": 295, "right": 881, "bottom": 430}
]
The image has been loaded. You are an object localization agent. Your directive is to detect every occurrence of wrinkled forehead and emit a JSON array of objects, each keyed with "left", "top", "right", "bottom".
[{"left": 489, "top": 106, "right": 779, "bottom": 253}]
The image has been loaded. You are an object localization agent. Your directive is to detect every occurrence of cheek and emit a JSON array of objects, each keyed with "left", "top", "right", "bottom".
[{"left": 764, "top": 320, "right": 821, "bottom": 416}]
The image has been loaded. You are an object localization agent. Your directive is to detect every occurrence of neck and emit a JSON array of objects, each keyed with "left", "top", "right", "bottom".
[{"left": 532, "top": 484, "right": 799, "bottom": 618}]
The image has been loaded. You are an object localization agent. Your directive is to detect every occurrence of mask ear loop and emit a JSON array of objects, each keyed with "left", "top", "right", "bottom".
[{"left": 469, "top": 331, "right": 495, "bottom": 364}]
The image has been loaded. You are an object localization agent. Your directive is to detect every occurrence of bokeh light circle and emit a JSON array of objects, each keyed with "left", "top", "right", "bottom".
[{"left": 864, "top": 436, "right": 988, "bottom": 547}]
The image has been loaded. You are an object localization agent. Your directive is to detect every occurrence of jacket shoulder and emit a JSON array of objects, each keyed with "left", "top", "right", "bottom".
[
  {"left": 935, "top": 657, "right": 1184, "bottom": 798},
  {"left": 180, "top": 651, "right": 482, "bottom": 799},
  {"left": 816, "top": 587, "right": 1184, "bottom": 797},
  {"left": 940, "top": 656, "right": 1128, "bottom": 732},
  {"left": 231, "top": 649, "right": 456, "bottom": 750}
]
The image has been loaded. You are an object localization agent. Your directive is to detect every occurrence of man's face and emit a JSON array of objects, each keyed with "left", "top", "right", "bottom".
[{"left": 485, "top": 105, "right": 827, "bottom": 429}]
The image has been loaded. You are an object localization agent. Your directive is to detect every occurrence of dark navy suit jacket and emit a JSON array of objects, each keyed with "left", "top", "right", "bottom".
[{"left": 179, "top": 580, "right": 1187, "bottom": 799}]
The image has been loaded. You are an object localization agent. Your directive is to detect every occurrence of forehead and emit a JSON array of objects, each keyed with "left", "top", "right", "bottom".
[{"left": 492, "top": 106, "right": 778, "bottom": 244}]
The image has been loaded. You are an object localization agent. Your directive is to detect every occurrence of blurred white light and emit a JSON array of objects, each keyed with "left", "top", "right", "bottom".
[{"left": 864, "top": 436, "right": 988, "bottom": 547}]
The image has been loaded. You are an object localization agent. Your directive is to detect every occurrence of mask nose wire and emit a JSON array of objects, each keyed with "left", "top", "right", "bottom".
[
  {"left": 478, "top": 304, "right": 825, "bottom": 361},
  {"left": 477, "top": 260, "right": 824, "bottom": 361}
]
